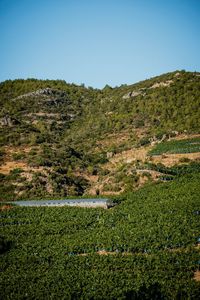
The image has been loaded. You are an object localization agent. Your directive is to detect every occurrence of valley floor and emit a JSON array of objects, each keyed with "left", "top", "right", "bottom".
[{"left": 1, "top": 171, "right": 200, "bottom": 299}]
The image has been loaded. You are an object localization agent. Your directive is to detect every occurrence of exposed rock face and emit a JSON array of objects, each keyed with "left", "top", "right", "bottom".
[
  {"left": 122, "top": 80, "right": 174, "bottom": 99},
  {"left": 122, "top": 92, "right": 132, "bottom": 99},
  {"left": 0, "top": 115, "right": 12, "bottom": 126},
  {"left": 13, "top": 88, "right": 66, "bottom": 100},
  {"left": 171, "top": 130, "right": 179, "bottom": 135},
  {"left": 131, "top": 91, "right": 142, "bottom": 97},
  {"left": 106, "top": 152, "right": 114, "bottom": 159},
  {"left": 149, "top": 80, "right": 173, "bottom": 89},
  {"left": 149, "top": 134, "right": 167, "bottom": 145},
  {"left": 122, "top": 90, "right": 143, "bottom": 99}
]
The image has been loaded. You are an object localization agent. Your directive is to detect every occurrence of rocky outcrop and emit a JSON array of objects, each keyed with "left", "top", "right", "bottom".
[
  {"left": 122, "top": 80, "right": 174, "bottom": 99},
  {"left": 106, "top": 152, "right": 114, "bottom": 159},
  {"left": 13, "top": 88, "right": 66, "bottom": 100},
  {"left": 122, "top": 90, "right": 144, "bottom": 99},
  {"left": 0, "top": 115, "right": 19, "bottom": 126},
  {"left": 0, "top": 115, "right": 13, "bottom": 126},
  {"left": 149, "top": 80, "right": 173, "bottom": 89}
]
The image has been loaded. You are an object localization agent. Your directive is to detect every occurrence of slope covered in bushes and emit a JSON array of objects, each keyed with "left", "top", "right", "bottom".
[{"left": 0, "top": 70, "right": 200, "bottom": 199}]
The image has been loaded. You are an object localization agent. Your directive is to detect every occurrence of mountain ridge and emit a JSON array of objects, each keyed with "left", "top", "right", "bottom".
[{"left": 0, "top": 70, "right": 200, "bottom": 200}]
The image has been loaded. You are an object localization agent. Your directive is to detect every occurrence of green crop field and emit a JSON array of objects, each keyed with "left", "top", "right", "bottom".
[
  {"left": 1, "top": 171, "right": 200, "bottom": 299},
  {"left": 149, "top": 137, "right": 200, "bottom": 156}
]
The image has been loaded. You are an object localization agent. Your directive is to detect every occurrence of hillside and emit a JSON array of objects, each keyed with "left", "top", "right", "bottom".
[
  {"left": 0, "top": 70, "right": 200, "bottom": 200},
  {"left": 1, "top": 71, "right": 200, "bottom": 299}
]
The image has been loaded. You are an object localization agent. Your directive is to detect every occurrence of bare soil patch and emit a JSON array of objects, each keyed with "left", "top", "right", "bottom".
[
  {"left": 169, "top": 133, "right": 200, "bottom": 141},
  {"left": 194, "top": 271, "right": 200, "bottom": 282},
  {"left": 0, "top": 145, "right": 41, "bottom": 175},
  {"left": 151, "top": 152, "right": 200, "bottom": 167},
  {"left": 3, "top": 145, "right": 37, "bottom": 155},
  {"left": 78, "top": 251, "right": 133, "bottom": 256},
  {"left": 0, "top": 161, "right": 28, "bottom": 174},
  {"left": 97, "top": 250, "right": 133, "bottom": 256},
  {"left": 0, "top": 205, "right": 13, "bottom": 211},
  {"left": 86, "top": 135, "right": 200, "bottom": 195},
  {"left": 104, "top": 145, "right": 152, "bottom": 171}
]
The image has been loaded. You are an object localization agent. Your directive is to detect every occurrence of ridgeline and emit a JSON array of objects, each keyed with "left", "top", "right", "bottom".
[{"left": 0, "top": 70, "right": 200, "bottom": 200}]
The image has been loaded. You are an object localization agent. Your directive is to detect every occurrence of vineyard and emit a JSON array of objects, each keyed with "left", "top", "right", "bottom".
[
  {"left": 1, "top": 170, "right": 200, "bottom": 299},
  {"left": 149, "top": 137, "right": 200, "bottom": 156},
  {"left": 1, "top": 71, "right": 200, "bottom": 298}
]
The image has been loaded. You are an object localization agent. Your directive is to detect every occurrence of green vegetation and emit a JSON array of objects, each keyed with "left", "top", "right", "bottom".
[
  {"left": 140, "top": 161, "right": 200, "bottom": 178},
  {"left": 149, "top": 137, "right": 200, "bottom": 156},
  {"left": 0, "top": 70, "right": 200, "bottom": 199},
  {"left": 1, "top": 71, "right": 200, "bottom": 298},
  {"left": 1, "top": 172, "right": 200, "bottom": 299}
]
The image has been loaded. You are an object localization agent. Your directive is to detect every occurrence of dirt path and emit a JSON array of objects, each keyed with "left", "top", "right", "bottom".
[
  {"left": 169, "top": 133, "right": 200, "bottom": 141},
  {"left": 78, "top": 250, "right": 141, "bottom": 256},
  {"left": 77, "top": 245, "right": 200, "bottom": 257}
]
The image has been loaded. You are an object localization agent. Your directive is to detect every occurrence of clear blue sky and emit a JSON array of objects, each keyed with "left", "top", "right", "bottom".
[{"left": 0, "top": 0, "right": 199, "bottom": 88}]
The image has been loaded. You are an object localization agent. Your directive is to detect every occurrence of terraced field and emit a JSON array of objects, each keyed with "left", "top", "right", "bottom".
[{"left": 149, "top": 137, "right": 200, "bottom": 156}]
